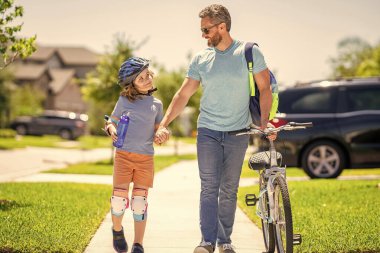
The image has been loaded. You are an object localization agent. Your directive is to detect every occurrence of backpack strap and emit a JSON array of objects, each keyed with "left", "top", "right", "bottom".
[{"left": 244, "top": 42, "right": 258, "bottom": 96}]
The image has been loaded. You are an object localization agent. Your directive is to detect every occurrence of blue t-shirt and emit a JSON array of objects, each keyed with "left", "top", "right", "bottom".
[
  {"left": 187, "top": 40, "right": 267, "bottom": 131},
  {"left": 111, "top": 95, "right": 163, "bottom": 155}
]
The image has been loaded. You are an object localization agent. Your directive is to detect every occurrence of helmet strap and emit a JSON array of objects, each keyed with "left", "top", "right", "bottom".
[
  {"left": 147, "top": 87, "right": 157, "bottom": 96},
  {"left": 136, "top": 87, "right": 157, "bottom": 96}
]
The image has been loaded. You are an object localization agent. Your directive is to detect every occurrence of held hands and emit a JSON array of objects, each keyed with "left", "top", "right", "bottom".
[{"left": 154, "top": 126, "right": 170, "bottom": 145}]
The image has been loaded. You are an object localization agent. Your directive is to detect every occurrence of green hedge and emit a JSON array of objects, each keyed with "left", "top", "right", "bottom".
[{"left": 0, "top": 128, "right": 16, "bottom": 138}]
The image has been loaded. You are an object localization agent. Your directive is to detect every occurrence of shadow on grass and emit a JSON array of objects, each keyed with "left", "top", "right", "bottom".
[
  {"left": 0, "top": 199, "right": 29, "bottom": 211},
  {"left": 0, "top": 247, "right": 18, "bottom": 253}
]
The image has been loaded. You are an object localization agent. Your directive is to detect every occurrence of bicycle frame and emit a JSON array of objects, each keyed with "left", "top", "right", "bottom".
[{"left": 256, "top": 139, "right": 285, "bottom": 225}]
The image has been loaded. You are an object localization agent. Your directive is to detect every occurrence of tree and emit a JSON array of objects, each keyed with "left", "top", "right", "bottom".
[
  {"left": 356, "top": 44, "right": 380, "bottom": 76},
  {"left": 82, "top": 35, "right": 138, "bottom": 135},
  {"left": 329, "top": 37, "right": 375, "bottom": 78},
  {"left": 10, "top": 83, "right": 45, "bottom": 117},
  {"left": 0, "top": 0, "right": 36, "bottom": 70},
  {"left": 0, "top": 0, "right": 37, "bottom": 127},
  {"left": 0, "top": 69, "right": 12, "bottom": 127}
]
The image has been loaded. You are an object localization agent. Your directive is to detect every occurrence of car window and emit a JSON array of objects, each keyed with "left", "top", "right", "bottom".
[
  {"left": 346, "top": 86, "right": 380, "bottom": 111},
  {"left": 279, "top": 88, "right": 337, "bottom": 113}
]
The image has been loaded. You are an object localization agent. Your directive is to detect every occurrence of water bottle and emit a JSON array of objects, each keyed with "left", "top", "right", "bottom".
[{"left": 113, "top": 113, "right": 130, "bottom": 148}]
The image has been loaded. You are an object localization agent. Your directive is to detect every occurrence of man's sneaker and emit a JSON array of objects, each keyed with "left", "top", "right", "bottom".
[
  {"left": 193, "top": 241, "right": 215, "bottom": 253},
  {"left": 112, "top": 227, "right": 128, "bottom": 253},
  {"left": 131, "top": 243, "right": 144, "bottom": 253},
  {"left": 218, "top": 243, "right": 236, "bottom": 253}
]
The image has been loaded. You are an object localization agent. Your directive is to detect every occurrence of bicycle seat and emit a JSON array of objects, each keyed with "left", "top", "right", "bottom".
[{"left": 249, "top": 151, "right": 282, "bottom": 170}]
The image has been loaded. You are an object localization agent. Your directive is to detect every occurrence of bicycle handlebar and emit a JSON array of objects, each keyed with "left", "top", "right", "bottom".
[{"left": 229, "top": 121, "right": 313, "bottom": 136}]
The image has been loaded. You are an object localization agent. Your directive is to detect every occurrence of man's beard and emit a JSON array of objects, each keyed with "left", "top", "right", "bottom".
[{"left": 207, "top": 33, "right": 222, "bottom": 47}]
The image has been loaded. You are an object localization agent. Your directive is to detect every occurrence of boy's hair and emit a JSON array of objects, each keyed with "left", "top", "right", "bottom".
[
  {"left": 120, "top": 69, "right": 155, "bottom": 101},
  {"left": 199, "top": 4, "right": 231, "bottom": 32},
  {"left": 120, "top": 85, "right": 141, "bottom": 102}
]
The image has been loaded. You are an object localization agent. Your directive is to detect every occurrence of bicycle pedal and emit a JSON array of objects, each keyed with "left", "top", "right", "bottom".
[
  {"left": 293, "top": 233, "right": 302, "bottom": 245},
  {"left": 245, "top": 194, "right": 258, "bottom": 206}
]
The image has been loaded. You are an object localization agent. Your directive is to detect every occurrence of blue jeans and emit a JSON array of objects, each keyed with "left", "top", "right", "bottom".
[{"left": 197, "top": 127, "right": 249, "bottom": 245}]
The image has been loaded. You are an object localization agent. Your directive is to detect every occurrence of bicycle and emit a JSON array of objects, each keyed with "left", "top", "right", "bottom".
[{"left": 232, "top": 121, "right": 312, "bottom": 253}]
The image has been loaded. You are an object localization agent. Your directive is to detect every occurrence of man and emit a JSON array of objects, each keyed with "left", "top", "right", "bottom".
[{"left": 155, "top": 4, "right": 273, "bottom": 253}]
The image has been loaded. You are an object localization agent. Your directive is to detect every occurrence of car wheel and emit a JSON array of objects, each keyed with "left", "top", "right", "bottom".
[
  {"left": 15, "top": 125, "right": 27, "bottom": 135},
  {"left": 59, "top": 129, "right": 73, "bottom": 140},
  {"left": 301, "top": 141, "right": 345, "bottom": 179}
]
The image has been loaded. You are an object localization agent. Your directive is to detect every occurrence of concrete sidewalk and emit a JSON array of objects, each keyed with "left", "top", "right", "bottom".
[
  {"left": 83, "top": 160, "right": 265, "bottom": 253},
  {"left": 0, "top": 147, "right": 111, "bottom": 182},
  {"left": 16, "top": 160, "right": 266, "bottom": 253}
]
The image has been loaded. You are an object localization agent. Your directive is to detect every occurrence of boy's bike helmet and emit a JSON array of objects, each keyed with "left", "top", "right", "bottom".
[{"left": 118, "top": 57, "right": 149, "bottom": 88}]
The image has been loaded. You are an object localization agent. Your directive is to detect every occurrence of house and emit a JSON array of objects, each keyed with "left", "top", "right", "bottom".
[{"left": 12, "top": 45, "right": 99, "bottom": 113}]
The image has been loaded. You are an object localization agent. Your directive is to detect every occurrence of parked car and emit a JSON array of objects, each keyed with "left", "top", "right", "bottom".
[
  {"left": 10, "top": 110, "right": 88, "bottom": 140},
  {"left": 264, "top": 77, "right": 380, "bottom": 178}
]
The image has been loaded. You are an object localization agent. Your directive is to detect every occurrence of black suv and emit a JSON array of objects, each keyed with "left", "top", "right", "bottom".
[
  {"left": 271, "top": 77, "right": 380, "bottom": 178},
  {"left": 10, "top": 110, "right": 88, "bottom": 140}
]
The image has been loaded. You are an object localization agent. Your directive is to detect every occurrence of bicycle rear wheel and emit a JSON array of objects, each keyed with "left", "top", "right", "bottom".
[
  {"left": 261, "top": 191, "right": 275, "bottom": 253},
  {"left": 273, "top": 176, "right": 293, "bottom": 253}
]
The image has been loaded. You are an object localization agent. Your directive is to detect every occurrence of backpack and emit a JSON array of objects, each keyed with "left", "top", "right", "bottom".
[{"left": 244, "top": 42, "right": 279, "bottom": 126}]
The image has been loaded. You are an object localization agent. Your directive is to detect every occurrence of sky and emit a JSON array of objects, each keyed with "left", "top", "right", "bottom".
[{"left": 16, "top": 0, "right": 380, "bottom": 86}]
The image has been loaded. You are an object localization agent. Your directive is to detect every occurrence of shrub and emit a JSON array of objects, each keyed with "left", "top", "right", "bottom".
[{"left": 0, "top": 128, "right": 16, "bottom": 138}]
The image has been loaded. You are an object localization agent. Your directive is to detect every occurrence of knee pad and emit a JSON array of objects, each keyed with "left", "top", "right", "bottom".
[
  {"left": 111, "top": 188, "right": 129, "bottom": 217},
  {"left": 131, "top": 188, "right": 148, "bottom": 221}
]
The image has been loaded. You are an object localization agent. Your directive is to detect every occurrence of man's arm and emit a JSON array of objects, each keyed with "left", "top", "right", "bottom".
[
  {"left": 160, "top": 77, "right": 200, "bottom": 127},
  {"left": 254, "top": 68, "right": 272, "bottom": 129},
  {"left": 155, "top": 77, "right": 200, "bottom": 143}
]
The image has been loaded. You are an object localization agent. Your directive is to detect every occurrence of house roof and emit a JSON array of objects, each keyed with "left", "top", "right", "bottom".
[
  {"left": 28, "top": 45, "right": 99, "bottom": 66},
  {"left": 57, "top": 47, "right": 99, "bottom": 66},
  {"left": 27, "top": 46, "right": 56, "bottom": 62},
  {"left": 49, "top": 69, "right": 76, "bottom": 94},
  {"left": 12, "top": 64, "right": 50, "bottom": 80}
]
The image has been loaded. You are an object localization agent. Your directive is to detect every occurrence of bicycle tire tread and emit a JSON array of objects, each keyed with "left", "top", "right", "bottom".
[{"left": 274, "top": 176, "right": 293, "bottom": 253}]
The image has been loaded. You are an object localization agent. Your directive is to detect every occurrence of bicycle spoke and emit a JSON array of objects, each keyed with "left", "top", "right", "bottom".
[{"left": 259, "top": 189, "right": 275, "bottom": 252}]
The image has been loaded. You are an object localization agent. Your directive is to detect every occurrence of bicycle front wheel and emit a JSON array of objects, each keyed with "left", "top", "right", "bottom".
[
  {"left": 261, "top": 190, "right": 275, "bottom": 253},
  {"left": 273, "top": 176, "right": 293, "bottom": 253}
]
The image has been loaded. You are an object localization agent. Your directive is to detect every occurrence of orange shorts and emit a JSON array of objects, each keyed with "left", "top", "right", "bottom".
[{"left": 113, "top": 150, "right": 154, "bottom": 188}]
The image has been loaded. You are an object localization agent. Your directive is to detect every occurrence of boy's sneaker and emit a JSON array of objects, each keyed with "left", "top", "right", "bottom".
[
  {"left": 193, "top": 241, "right": 215, "bottom": 253},
  {"left": 218, "top": 243, "right": 236, "bottom": 253},
  {"left": 112, "top": 227, "right": 128, "bottom": 253},
  {"left": 131, "top": 243, "right": 144, "bottom": 253}
]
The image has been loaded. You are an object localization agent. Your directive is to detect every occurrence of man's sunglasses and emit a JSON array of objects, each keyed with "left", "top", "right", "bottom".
[{"left": 201, "top": 23, "right": 221, "bottom": 35}]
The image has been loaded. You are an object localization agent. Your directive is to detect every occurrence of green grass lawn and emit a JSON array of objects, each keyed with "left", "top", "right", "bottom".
[
  {"left": 44, "top": 154, "right": 197, "bottom": 175},
  {"left": 0, "top": 182, "right": 111, "bottom": 253},
  {"left": 0, "top": 135, "right": 112, "bottom": 150},
  {"left": 241, "top": 161, "right": 380, "bottom": 178},
  {"left": 238, "top": 180, "right": 380, "bottom": 253}
]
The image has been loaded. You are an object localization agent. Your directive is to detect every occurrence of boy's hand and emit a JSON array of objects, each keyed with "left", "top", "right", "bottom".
[
  {"left": 154, "top": 136, "right": 161, "bottom": 145},
  {"left": 107, "top": 124, "right": 118, "bottom": 142},
  {"left": 155, "top": 126, "right": 170, "bottom": 144}
]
